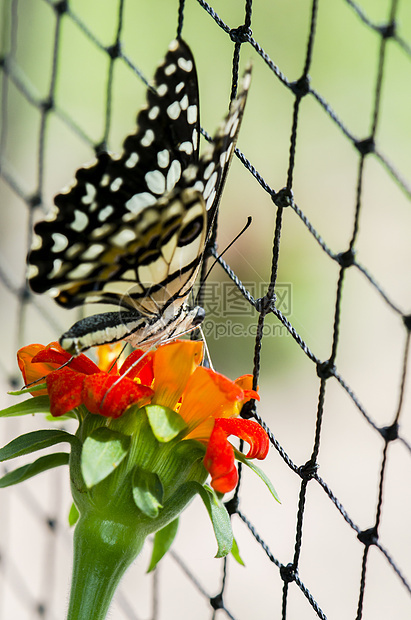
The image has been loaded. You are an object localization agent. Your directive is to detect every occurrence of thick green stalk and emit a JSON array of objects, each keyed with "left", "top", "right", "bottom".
[
  {"left": 67, "top": 513, "right": 146, "bottom": 620},
  {"left": 66, "top": 410, "right": 209, "bottom": 619}
]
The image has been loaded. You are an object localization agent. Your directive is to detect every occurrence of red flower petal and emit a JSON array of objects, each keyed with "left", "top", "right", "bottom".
[
  {"left": 214, "top": 418, "right": 269, "bottom": 459},
  {"left": 203, "top": 425, "right": 238, "bottom": 493},
  {"left": 32, "top": 342, "right": 100, "bottom": 375},
  {"left": 120, "top": 349, "right": 154, "bottom": 385},
  {"left": 203, "top": 417, "right": 269, "bottom": 493},
  {"left": 233, "top": 375, "right": 260, "bottom": 407},
  {"left": 82, "top": 374, "right": 153, "bottom": 418},
  {"left": 46, "top": 368, "right": 85, "bottom": 417},
  {"left": 242, "top": 388, "right": 260, "bottom": 401}
]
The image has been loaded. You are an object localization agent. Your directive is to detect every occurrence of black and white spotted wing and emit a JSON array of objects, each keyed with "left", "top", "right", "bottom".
[{"left": 27, "top": 38, "right": 251, "bottom": 354}]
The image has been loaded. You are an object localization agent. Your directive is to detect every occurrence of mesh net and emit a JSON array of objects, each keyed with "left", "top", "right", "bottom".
[{"left": 0, "top": 0, "right": 410, "bottom": 618}]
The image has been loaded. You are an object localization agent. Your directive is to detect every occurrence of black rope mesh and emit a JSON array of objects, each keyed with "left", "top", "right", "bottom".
[{"left": 1, "top": 0, "right": 410, "bottom": 618}]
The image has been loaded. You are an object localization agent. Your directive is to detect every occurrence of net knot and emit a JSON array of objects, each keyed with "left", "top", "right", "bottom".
[
  {"left": 47, "top": 518, "right": 57, "bottom": 531},
  {"left": 280, "top": 563, "right": 296, "bottom": 584},
  {"left": 95, "top": 142, "right": 108, "bottom": 156},
  {"left": 402, "top": 314, "right": 411, "bottom": 331},
  {"left": 229, "top": 25, "right": 252, "bottom": 44},
  {"left": 210, "top": 593, "right": 224, "bottom": 610},
  {"left": 355, "top": 137, "right": 375, "bottom": 156},
  {"left": 379, "top": 21, "right": 396, "bottom": 39},
  {"left": 240, "top": 399, "right": 256, "bottom": 419},
  {"left": 205, "top": 240, "right": 218, "bottom": 258},
  {"left": 29, "top": 193, "right": 42, "bottom": 209},
  {"left": 273, "top": 187, "right": 293, "bottom": 209},
  {"left": 224, "top": 495, "right": 239, "bottom": 516},
  {"left": 107, "top": 42, "right": 122, "bottom": 59},
  {"left": 337, "top": 248, "right": 355, "bottom": 268},
  {"left": 290, "top": 75, "right": 311, "bottom": 98},
  {"left": 20, "top": 287, "right": 31, "bottom": 302},
  {"left": 316, "top": 359, "right": 335, "bottom": 380},
  {"left": 54, "top": 0, "right": 68, "bottom": 14},
  {"left": 380, "top": 422, "right": 398, "bottom": 443},
  {"left": 298, "top": 459, "right": 318, "bottom": 480},
  {"left": 357, "top": 526, "right": 378, "bottom": 547},
  {"left": 41, "top": 97, "right": 54, "bottom": 113},
  {"left": 255, "top": 294, "right": 276, "bottom": 315},
  {"left": 8, "top": 375, "right": 20, "bottom": 390}
]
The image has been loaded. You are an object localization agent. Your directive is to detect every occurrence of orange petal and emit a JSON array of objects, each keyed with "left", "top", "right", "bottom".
[
  {"left": 235, "top": 374, "right": 260, "bottom": 402},
  {"left": 152, "top": 340, "right": 203, "bottom": 409},
  {"left": 178, "top": 367, "right": 244, "bottom": 430},
  {"left": 234, "top": 374, "right": 254, "bottom": 391},
  {"left": 46, "top": 368, "right": 85, "bottom": 416},
  {"left": 217, "top": 375, "right": 259, "bottom": 419},
  {"left": 95, "top": 343, "right": 125, "bottom": 373},
  {"left": 17, "top": 343, "right": 61, "bottom": 395},
  {"left": 82, "top": 374, "right": 153, "bottom": 418},
  {"left": 185, "top": 417, "right": 215, "bottom": 442}
]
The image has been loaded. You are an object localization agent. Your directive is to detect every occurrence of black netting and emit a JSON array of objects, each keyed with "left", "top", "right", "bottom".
[{"left": 0, "top": 0, "right": 410, "bottom": 618}]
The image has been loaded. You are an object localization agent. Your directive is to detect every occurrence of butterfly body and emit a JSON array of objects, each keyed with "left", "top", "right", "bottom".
[
  {"left": 28, "top": 39, "right": 250, "bottom": 353},
  {"left": 59, "top": 303, "right": 205, "bottom": 355}
]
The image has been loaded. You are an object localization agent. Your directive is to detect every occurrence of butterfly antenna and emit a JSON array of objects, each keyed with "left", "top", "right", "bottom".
[
  {"left": 148, "top": 294, "right": 161, "bottom": 312},
  {"left": 107, "top": 343, "right": 128, "bottom": 373},
  {"left": 99, "top": 344, "right": 157, "bottom": 411},
  {"left": 100, "top": 320, "right": 207, "bottom": 411},
  {"left": 196, "top": 216, "right": 252, "bottom": 305},
  {"left": 22, "top": 355, "right": 76, "bottom": 391}
]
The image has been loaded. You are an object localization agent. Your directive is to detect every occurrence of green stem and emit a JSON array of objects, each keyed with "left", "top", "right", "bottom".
[{"left": 67, "top": 513, "right": 147, "bottom": 620}]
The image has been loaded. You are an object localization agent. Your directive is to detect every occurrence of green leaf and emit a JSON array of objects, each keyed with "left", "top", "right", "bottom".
[
  {"left": 234, "top": 449, "right": 281, "bottom": 503},
  {"left": 45, "top": 412, "right": 76, "bottom": 422},
  {"left": 0, "top": 452, "right": 69, "bottom": 487},
  {"left": 0, "top": 395, "right": 51, "bottom": 417},
  {"left": 68, "top": 502, "right": 80, "bottom": 527},
  {"left": 132, "top": 467, "right": 163, "bottom": 518},
  {"left": 147, "top": 518, "right": 179, "bottom": 572},
  {"left": 0, "top": 429, "right": 79, "bottom": 462},
  {"left": 191, "top": 482, "right": 233, "bottom": 558},
  {"left": 231, "top": 536, "right": 245, "bottom": 566},
  {"left": 81, "top": 427, "right": 130, "bottom": 488},
  {"left": 8, "top": 382, "right": 47, "bottom": 395},
  {"left": 145, "top": 405, "right": 187, "bottom": 442}
]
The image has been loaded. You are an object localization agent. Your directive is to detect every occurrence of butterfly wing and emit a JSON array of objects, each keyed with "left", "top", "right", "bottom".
[
  {"left": 28, "top": 39, "right": 201, "bottom": 313},
  {"left": 27, "top": 39, "right": 251, "bottom": 353},
  {"left": 182, "top": 65, "right": 252, "bottom": 222},
  {"left": 80, "top": 186, "right": 207, "bottom": 315},
  {"left": 57, "top": 187, "right": 207, "bottom": 354}
]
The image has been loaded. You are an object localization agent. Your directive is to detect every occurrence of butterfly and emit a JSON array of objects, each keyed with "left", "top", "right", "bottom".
[{"left": 27, "top": 38, "right": 251, "bottom": 355}]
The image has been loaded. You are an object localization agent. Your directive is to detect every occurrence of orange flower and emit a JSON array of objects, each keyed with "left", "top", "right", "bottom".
[
  {"left": 17, "top": 342, "right": 152, "bottom": 418},
  {"left": 149, "top": 342, "right": 268, "bottom": 493},
  {"left": 17, "top": 342, "right": 99, "bottom": 395},
  {"left": 17, "top": 340, "right": 269, "bottom": 493}
]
